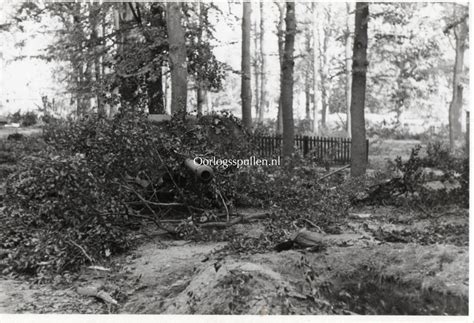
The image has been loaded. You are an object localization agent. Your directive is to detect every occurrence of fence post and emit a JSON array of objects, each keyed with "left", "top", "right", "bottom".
[
  {"left": 366, "top": 139, "right": 369, "bottom": 162},
  {"left": 303, "top": 136, "right": 309, "bottom": 156}
]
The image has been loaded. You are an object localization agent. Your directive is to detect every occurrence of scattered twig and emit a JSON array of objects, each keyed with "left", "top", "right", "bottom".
[
  {"left": 301, "top": 218, "right": 323, "bottom": 233},
  {"left": 88, "top": 265, "right": 111, "bottom": 272},
  {"left": 160, "top": 219, "right": 185, "bottom": 224},
  {"left": 217, "top": 189, "right": 230, "bottom": 223},
  {"left": 67, "top": 239, "right": 94, "bottom": 263},
  {"left": 198, "top": 212, "right": 271, "bottom": 229},
  {"left": 319, "top": 164, "right": 350, "bottom": 180},
  {"left": 129, "top": 213, "right": 176, "bottom": 235}
]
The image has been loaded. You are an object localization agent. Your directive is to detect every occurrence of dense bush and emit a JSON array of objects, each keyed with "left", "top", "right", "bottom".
[
  {"left": 2, "top": 152, "right": 129, "bottom": 276},
  {"left": 2, "top": 109, "right": 357, "bottom": 276},
  {"left": 0, "top": 136, "right": 47, "bottom": 179},
  {"left": 1, "top": 110, "right": 260, "bottom": 276},
  {"left": 8, "top": 110, "right": 38, "bottom": 127},
  {"left": 21, "top": 111, "right": 38, "bottom": 127},
  {"left": 43, "top": 110, "right": 255, "bottom": 207},
  {"left": 227, "top": 157, "right": 351, "bottom": 227}
]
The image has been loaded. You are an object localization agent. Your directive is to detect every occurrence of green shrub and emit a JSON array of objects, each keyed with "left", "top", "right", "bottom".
[
  {"left": 43, "top": 111, "right": 256, "bottom": 208},
  {"left": 2, "top": 152, "right": 129, "bottom": 276},
  {"left": 21, "top": 111, "right": 38, "bottom": 127},
  {"left": 227, "top": 157, "right": 351, "bottom": 227},
  {"left": 7, "top": 110, "right": 38, "bottom": 127}
]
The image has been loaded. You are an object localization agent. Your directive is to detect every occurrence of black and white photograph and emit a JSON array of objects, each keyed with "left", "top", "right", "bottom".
[{"left": 0, "top": 0, "right": 469, "bottom": 318}]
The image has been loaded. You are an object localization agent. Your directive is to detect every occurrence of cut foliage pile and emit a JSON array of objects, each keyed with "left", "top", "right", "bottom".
[{"left": 1, "top": 110, "right": 351, "bottom": 278}]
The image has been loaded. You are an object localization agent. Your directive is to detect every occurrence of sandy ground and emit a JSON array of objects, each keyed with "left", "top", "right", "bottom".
[{"left": 0, "top": 205, "right": 467, "bottom": 315}]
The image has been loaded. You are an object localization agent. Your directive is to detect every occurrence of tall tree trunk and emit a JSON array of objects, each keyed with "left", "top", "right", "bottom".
[
  {"left": 117, "top": 3, "right": 139, "bottom": 105},
  {"left": 281, "top": 1, "right": 296, "bottom": 157},
  {"left": 197, "top": 87, "right": 208, "bottom": 115},
  {"left": 147, "top": 3, "right": 165, "bottom": 114},
  {"left": 196, "top": 2, "right": 206, "bottom": 115},
  {"left": 253, "top": 19, "right": 260, "bottom": 122},
  {"left": 345, "top": 2, "right": 353, "bottom": 135},
  {"left": 304, "top": 31, "right": 311, "bottom": 120},
  {"left": 241, "top": 2, "right": 252, "bottom": 128},
  {"left": 73, "top": 4, "right": 86, "bottom": 117},
  {"left": 89, "top": 3, "right": 103, "bottom": 116},
  {"left": 166, "top": 2, "right": 188, "bottom": 115},
  {"left": 350, "top": 3, "right": 369, "bottom": 177},
  {"left": 276, "top": 2, "right": 285, "bottom": 134},
  {"left": 258, "top": 1, "right": 266, "bottom": 123},
  {"left": 449, "top": 14, "right": 467, "bottom": 150},
  {"left": 147, "top": 67, "right": 165, "bottom": 114},
  {"left": 319, "top": 13, "right": 329, "bottom": 131},
  {"left": 312, "top": 2, "right": 320, "bottom": 133}
]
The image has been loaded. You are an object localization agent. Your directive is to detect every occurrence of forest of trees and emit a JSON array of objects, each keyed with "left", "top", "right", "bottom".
[
  {"left": 2, "top": 1, "right": 470, "bottom": 173},
  {"left": 0, "top": 3, "right": 470, "bottom": 314}
]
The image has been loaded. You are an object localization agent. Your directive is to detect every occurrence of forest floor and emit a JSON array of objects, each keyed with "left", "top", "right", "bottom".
[
  {"left": 0, "top": 139, "right": 469, "bottom": 315},
  {"left": 0, "top": 205, "right": 468, "bottom": 315}
]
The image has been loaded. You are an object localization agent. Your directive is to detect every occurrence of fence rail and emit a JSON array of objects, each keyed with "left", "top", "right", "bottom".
[{"left": 253, "top": 135, "right": 369, "bottom": 165}]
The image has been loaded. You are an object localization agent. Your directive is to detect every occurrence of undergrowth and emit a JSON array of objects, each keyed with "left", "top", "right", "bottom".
[{"left": 1, "top": 110, "right": 351, "bottom": 278}]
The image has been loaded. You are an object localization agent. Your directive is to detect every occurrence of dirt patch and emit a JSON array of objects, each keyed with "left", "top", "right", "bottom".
[
  {"left": 161, "top": 261, "right": 291, "bottom": 314},
  {"left": 0, "top": 205, "right": 468, "bottom": 315},
  {"left": 248, "top": 243, "right": 468, "bottom": 315},
  {"left": 121, "top": 240, "right": 227, "bottom": 313}
]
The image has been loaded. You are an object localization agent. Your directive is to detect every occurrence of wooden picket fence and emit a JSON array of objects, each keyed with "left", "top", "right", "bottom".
[{"left": 253, "top": 135, "right": 369, "bottom": 165}]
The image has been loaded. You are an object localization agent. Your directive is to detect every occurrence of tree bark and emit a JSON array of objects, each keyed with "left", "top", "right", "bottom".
[
  {"left": 147, "top": 67, "right": 165, "bottom": 114},
  {"left": 318, "top": 9, "right": 330, "bottom": 131},
  {"left": 196, "top": 2, "right": 206, "bottom": 115},
  {"left": 253, "top": 19, "right": 260, "bottom": 122},
  {"left": 89, "top": 3, "right": 103, "bottom": 116},
  {"left": 312, "top": 2, "right": 320, "bottom": 133},
  {"left": 166, "top": 2, "right": 188, "bottom": 115},
  {"left": 147, "top": 3, "right": 165, "bottom": 114},
  {"left": 241, "top": 2, "right": 252, "bottom": 128},
  {"left": 258, "top": 1, "right": 266, "bottom": 123},
  {"left": 276, "top": 2, "right": 285, "bottom": 134},
  {"left": 350, "top": 2, "right": 369, "bottom": 177},
  {"left": 281, "top": 1, "right": 296, "bottom": 157},
  {"left": 197, "top": 87, "right": 208, "bottom": 115},
  {"left": 117, "top": 3, "right": 139, "bottom": 105},
  {"left": 304, "top": 32, "right": 311, "bottom": 120},
  {"left": 345, "top": 2, "right": 353, "bottom": 135},
  {"left": 448, "top": 12, "right": 467, "bottom": 150}
]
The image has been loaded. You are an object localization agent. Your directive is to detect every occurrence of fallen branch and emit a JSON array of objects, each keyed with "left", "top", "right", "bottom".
[
  {"left": 88, "top": 265, "right": 111, "bottom": 272},
  {"left": 319, "top": 164, "right": 350, "bottom": 180},
  {"left": 217, "top": 189, "right": 230, "bottom": 223},
  {"left": 77, "top": 286, "right": 118, "bottom": 305},
  {"left": 300, "top": 218, "right": 323, "bottom": 233},
  {"left": 198, "top": 212, "right": 271, "bottom": 228},
  {"left": 67, "top": 239, "right": 94, "bottom": 263},
  {"left": 291, "top": 229, "right": 325, "bottom": 248},
  {"left": 129, "top": 213, "right": 177, "bottom": 236}
]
